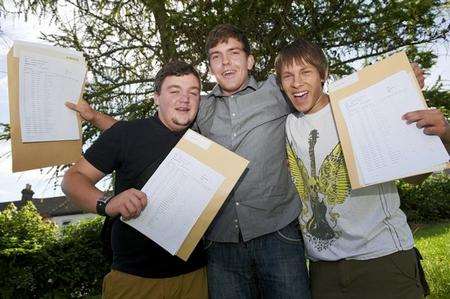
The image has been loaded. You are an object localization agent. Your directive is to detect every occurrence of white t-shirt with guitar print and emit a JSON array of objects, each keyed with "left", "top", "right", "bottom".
[{"left": 286, "top": 104, "right": 414, "bottom": 261}]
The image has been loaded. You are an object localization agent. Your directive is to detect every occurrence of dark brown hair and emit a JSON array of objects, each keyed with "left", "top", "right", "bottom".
[
  {"left": 275, "top": 38, "right": 328, "bottom": 82},
  {"left": 205, "top": 24, "right": 251, "bottom": 59},
  {"left": 154, "top": 60, "right": 200, "bottom": 94}
]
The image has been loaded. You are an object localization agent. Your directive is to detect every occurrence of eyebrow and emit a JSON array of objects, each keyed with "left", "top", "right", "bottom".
[
  {"left": 166, "top": 85, "right": 200, "bottom": 91},
  {"left": 166, "top": 85, "right": 181, "bottom": 89},
  {"left": 227, "top": 47, "right": 243, "bottom": 52},
  {"left": 282, "top": 65, "right": 312, "bottom": 73},
  {"left": 209, "top": 47, "right": 243, "bottom": 56}
]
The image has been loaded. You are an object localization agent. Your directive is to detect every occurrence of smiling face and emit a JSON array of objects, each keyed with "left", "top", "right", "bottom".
[
  {"left": 154, "top": 74, "right": 200, "bottom": 131},
  {"left": 208, "top": 37, "right": 255, "bottom": 96},
  {"left": 280, "top": 59, "right": 329, "bottom": 114}
]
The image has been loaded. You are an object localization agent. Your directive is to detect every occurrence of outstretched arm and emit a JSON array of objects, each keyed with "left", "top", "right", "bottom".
[{"left": 66, "top": 99, "right": 118, "bottom": 131}]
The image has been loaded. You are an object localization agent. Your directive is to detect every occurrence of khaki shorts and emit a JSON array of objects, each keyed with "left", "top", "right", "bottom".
[
  {"left": 310, "top": 249, "right": 425, "bottom": 299},
  {"left": 102, "top": 267, "right": 208, "bottom": 299}
]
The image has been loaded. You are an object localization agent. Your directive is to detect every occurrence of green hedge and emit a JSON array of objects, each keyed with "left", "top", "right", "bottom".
[
  {"left": 398, "top": 173, "right": 450, "bottom": 223},
  {"left": 0, "top": 202, "right": 109, "bottom": 298}
]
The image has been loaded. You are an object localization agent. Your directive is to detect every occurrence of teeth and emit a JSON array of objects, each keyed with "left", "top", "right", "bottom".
[
  {"left": 223, "top": 70, "right": 234, "bottom": 75},
  {"left": 294, "top": 91, "right": 308, "bottom": 97}
]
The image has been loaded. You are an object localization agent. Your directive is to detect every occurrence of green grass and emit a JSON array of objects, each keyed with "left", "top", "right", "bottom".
[{"left": 413, "top": 222, "right": 450, "bottom": 299}]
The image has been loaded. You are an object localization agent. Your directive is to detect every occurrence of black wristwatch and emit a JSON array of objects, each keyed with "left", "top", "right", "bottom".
[{"left": 96, "top": 194, "right": 113, "bottom": 217}]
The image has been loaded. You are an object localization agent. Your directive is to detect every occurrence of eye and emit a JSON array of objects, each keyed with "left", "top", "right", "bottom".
[
  {"left": 190, "top": 91, "right": 199, "bottom": 96},
  {"left": 170, "top": 89, "right": 180, "bottom": 94},
  {"left": 282, "top": 74, "right": 293, "bottom": 80},
  {"left": 210, "top": 54, "right": 220, "bottom": 61},
  {"left": 231, "top": 50, "right": 240, "bottom": 55}
]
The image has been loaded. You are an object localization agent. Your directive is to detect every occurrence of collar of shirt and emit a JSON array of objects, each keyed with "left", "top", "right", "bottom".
[{"left": 208, "top": 76, "right": 258, "bottom": 99}]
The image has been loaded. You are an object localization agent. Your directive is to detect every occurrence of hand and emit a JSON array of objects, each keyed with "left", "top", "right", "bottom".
[
  {"left": 105, "top": 188, "right": 148, "bottom": 220},
  {"left": 402, "top": 109, "right": 449, "bottom": 139},
  {"left": 65, "top": 99, "right": 97, "bottom": 122},
  {"left": 410, "top": 62, "right": 425, "bottom": 89}
]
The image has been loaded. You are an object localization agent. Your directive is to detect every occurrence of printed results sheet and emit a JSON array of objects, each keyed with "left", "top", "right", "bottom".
[
  {"left": 16, "top": 42, "right": 86, "bottom": 142},
  {"left": 338, "top": 71, "right": 449, "bottom": 186},
  {"left": 124, "top": 147, "right": 225, "bottom": 255}
]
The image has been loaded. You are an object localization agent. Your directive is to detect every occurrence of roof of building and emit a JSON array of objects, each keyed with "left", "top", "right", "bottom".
[{"left": 0, "top": 195, "right": 85, "bottom": 218}]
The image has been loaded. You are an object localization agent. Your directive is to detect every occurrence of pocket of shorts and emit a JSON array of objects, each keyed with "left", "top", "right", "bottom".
[
  {"left": 275, "top": 223, "right": 303, "bottom": 245},
  {"left": 387, "top": 250, "right": 419, "bottom": 281}
]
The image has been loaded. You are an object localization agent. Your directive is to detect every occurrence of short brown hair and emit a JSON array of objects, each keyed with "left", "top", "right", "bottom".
[
  {"left": 154, "top": 60, "right": 200, "bottom": 94},
  {"left": 275, "top": 38, "right": 328, "bottom": 82},
  {"left": 205, "top": 24, "right": 251, "bottom": 59}
]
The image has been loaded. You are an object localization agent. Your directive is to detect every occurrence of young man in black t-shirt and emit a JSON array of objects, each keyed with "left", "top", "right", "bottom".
[{"left": 62, "top": 61, "right": 207, "bottom": 299}]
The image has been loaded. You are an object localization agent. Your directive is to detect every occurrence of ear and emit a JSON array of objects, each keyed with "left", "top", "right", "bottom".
[
  {"left": 208, "top": 63, "right": 213, "bottom": 75},
  {"left": 154, "top": 92, "right": 160, "bottom": 106},
  {"left": 322, "top": 68, "right": 329, "bottom": 82},
  {"left": 247, "top": 54, "right": 255, "bottom": 71}
]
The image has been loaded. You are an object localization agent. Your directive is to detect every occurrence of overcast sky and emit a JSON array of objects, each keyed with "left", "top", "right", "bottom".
[{"left": 0, "top": 8, "right": 448, "bottom": 203}]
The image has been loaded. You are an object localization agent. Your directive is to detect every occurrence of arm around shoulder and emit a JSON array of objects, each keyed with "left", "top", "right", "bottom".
[{"left": 65, "top": 99, "right": 118, "bottom": 131}]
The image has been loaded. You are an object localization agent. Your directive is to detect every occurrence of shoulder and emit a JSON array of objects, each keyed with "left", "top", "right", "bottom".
[
  {"left": 197, "top": 94, "right": 214, "bottom": 121},
  {"left": 262, "top": 74, "right": 279, "bottom": 87},
  {"left": 285, "top": 112, "right": 307, "bottom": 140},
  {"left": 108, "top": 118, "right": 154, "bottom": 132},
  {"left": 286, "top": 112, "right": 303, "bottom": 125},
  {"left": 258, "top": 75, "right": 293, "bottom": 110}
]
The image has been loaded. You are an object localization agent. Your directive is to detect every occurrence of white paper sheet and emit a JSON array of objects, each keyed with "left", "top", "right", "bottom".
[
  {"left": 124, "top": 147, "right": 225, "bottom": 255},
  {"left": 339, "top": 71, "right": 449, "bottom": 185},
  {"left": 18, "top": 50, "right": 86, "bottom": 142}
]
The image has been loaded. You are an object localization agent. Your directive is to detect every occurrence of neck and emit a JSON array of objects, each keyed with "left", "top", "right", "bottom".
[
  {"left": 221, "top": 76, "right": 249, "bottom": 96},
  {"left": 305, "top": 92, "right": 329, "bottom": 115}
]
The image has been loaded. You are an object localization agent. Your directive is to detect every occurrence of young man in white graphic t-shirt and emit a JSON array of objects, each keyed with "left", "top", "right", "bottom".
[{"left": 275, "top": 39, "right": 449, "bottom": 299}]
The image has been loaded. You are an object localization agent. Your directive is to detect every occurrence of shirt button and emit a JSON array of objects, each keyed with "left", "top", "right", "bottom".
[
  {"left": 232, "top": 113, "right": 236, "bottom": 117},
  {"left": 233, "top": 133, "right": 237, "bottom": 137},
  {"left": 234, "top": 219, "right": 238, "bottom": 223},
  {"left": 236, "top": 202, "right": 239, "bottom": 206},
  {"left": 235, "top": 225, "right": 239, "bottom": 229}
]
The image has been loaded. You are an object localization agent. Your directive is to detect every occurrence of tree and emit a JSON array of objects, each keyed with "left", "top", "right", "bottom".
[
  {"left": 0, "top": 202, "right": 58, "bottom": 254},
  {"left": 1, "top": 0, "right": 449, "bottom": 143}
]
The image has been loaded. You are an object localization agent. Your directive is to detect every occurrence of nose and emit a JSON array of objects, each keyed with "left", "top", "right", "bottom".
[
  {"left": 179, "top": 93, "right": 190, "bottom": 103},
  {"left": 292, "top": 74, "right": 304, "bottom": 88},
  {"left": 222, "top": 53, "right": 230, "bottom": 65}
]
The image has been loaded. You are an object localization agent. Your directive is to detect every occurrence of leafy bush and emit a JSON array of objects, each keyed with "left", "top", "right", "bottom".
[
  {"left": 0, "top": 203, "right": 108, "bottom": 298},
  {"left": 398, "top": 173, "right": 450, "bottom": 223}
]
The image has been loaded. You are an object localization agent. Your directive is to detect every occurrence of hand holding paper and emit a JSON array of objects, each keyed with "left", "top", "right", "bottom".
[{"left": 106, "top": 188, "right": 148, "bottom": 220}]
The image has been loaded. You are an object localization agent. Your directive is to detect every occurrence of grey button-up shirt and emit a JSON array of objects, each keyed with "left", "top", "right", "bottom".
[{"left": 196, "top": 75, "right": 301, "bottom": 242}]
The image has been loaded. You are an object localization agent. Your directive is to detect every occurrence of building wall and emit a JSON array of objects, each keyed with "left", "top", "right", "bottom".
[{"left": 51, "top": 213, "right": 98, "bottom": 227}]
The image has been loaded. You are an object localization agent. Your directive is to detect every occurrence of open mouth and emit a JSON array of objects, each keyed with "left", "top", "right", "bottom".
[
  {"left": 175, "top": 107, "right": 190, "bottom": 112},
  {"left": 222, "top": 70, "right": 236, "bottom": 78},
  {"left": 292, "top": 91, "right": 308, "bottom": 101}
]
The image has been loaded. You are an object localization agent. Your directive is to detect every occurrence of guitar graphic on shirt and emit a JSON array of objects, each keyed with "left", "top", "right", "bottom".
[
  {"left": 305, "top": 130, "right": 335, "bottom": 240},
  {"left": 287, "top": 129, "right": 351, "bottom": 251}
]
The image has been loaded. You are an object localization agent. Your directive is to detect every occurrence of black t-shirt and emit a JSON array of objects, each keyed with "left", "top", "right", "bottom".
[{"left": 84, "top": 116, "right": 206, "bottom": 278}]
